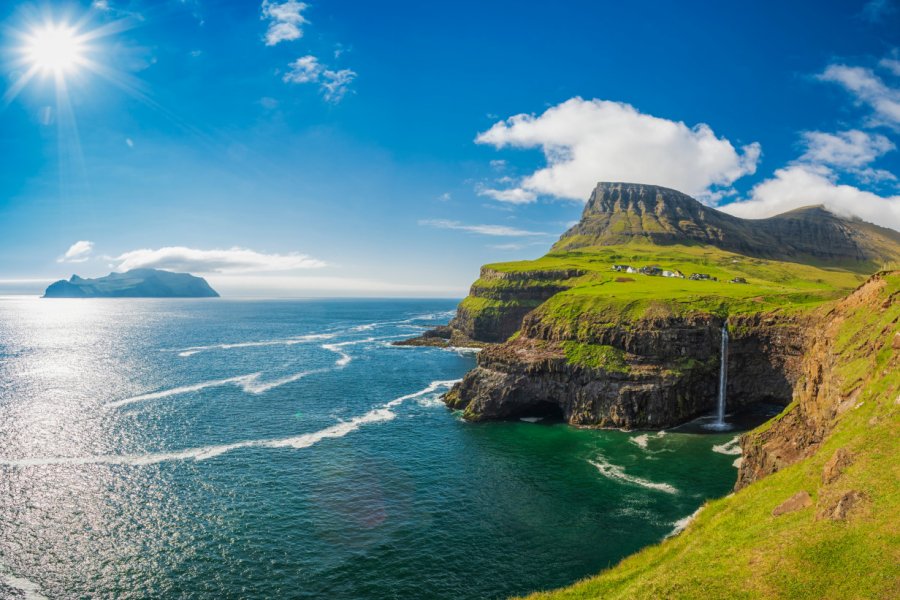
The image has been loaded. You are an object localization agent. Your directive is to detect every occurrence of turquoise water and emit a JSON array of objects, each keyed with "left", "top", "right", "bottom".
[{"left": 0, "top": 299, "right": 745, "bottom": 599}]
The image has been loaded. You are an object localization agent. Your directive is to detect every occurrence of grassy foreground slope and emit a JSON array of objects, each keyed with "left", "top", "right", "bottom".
[{"left": 520, "top": 272, "right": 899, "bottom": 600}]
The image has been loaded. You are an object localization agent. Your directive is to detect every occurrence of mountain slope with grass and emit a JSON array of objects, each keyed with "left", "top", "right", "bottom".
[
  {"left": 519, "top": 270, "right": 899, "bottom": 600},
  {"left": 436, "top": 183, "right": 898, "bottom": 428}
]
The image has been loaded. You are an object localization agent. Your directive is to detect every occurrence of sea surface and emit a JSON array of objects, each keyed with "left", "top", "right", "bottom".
[{"left": 0, "top": 298, "right": 748, "bottom": 599}]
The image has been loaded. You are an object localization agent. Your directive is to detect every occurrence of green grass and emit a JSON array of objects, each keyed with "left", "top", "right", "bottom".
[
  {"left": 517, "top": 272, "right": 900, "bottom": 600},
  {"left": 561, "top": 341, "right": 629, "bottom": 373},
  {"left": 460, "top": 242, "right": 865, "bottom": 343}
]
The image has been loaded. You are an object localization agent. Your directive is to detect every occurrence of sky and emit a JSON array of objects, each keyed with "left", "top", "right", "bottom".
[{"left": 0, "top": 0, "right": 899, "bottom": 297}]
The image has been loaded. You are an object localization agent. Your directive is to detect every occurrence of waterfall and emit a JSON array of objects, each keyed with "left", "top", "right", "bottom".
[{"left": 715, "top": 324, "right": 729, "bottom": 427}]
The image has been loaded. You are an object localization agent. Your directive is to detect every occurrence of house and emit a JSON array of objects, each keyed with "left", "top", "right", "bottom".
[
  {"left": 662, "top": 269, "right": 685, "bottom": 279},
  {"left": 626, "top": 266, "right": 638, "bottom": 274},
  {"left": 639, "top": 265, "right": 663, "bottom": 276},
  {"left": 612, "top": 264, "right": 632, "bottom": 272},
  {"left": 689, "top": 273, "right": 713, "bottom": 281},
  {"left": 730, "top": 277, "right": 748, "bottom": 284}
]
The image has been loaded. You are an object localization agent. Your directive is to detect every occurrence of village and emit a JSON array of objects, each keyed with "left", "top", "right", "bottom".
[{"left": 612, "top": 264, "right": 747, "bottom": 284}]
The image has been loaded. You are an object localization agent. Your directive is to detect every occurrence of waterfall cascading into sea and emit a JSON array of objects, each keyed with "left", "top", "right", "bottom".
[{"left": 715, "top": 324, "right": 729, "bottom": 427}]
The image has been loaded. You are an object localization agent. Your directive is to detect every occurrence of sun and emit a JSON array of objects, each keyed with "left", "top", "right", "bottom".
[{"left": 24, "top": 24, "right": 86, "bottom": 75}]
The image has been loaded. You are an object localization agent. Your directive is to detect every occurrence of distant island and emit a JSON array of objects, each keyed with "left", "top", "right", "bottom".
[{"left": 43, "top": 268, "right": 220, "bottom": 298}]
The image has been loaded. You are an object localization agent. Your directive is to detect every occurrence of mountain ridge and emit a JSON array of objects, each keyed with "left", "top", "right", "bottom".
[{"left": 554, "top": 182, "right": 900, "bottom": 269}]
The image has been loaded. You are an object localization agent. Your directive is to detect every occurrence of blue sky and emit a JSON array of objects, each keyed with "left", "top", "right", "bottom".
[{"left": 1, "top": 0, "right": 899, "bottom": 296}]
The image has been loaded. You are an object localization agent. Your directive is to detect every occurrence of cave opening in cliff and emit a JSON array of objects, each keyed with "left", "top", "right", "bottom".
[{"left": 518, "top": 400, "right": 565, "bottom": 421}]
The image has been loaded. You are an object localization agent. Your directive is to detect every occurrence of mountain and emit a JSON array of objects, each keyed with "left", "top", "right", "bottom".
[
  {"left": 43, "top": 269, "right": 220, "bottom": 298},
  {"left": 415, "top": 181, "right": 900, "bottom": 428},
  {"left": 422, "top": 182, "right": 899, "bottom": 597},
  {"left": 556, "top": 182, "right": 900, "bottom": 268}
]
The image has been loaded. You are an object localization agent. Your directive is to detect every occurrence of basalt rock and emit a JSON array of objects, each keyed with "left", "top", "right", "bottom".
[{"left": 448, "top": 312, "right": 807, "bottom": 429}]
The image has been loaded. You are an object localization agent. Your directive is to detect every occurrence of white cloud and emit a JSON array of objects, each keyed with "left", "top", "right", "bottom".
[
  {"left": 283, "top": 57, "right": 356, "bottom": 103},
  {"left": 477, "top": 186, "right": 537, "bottom": 204},
  {"left": 819, "top": 64, "right": 900, "bottom": 127},
  {"left": 419, "top": 219, "right": 547, "bottom": 237},
  {"left": 92, "top": 0, "right": 110, "bottom": 10},
  {"left": 879, "top": 57, "right": 900, "bottom": 76},
  {"left": 438, "top": 192, "right": 451, "bottom": 201},
  {"left": 798, "top": 130, "right": 895, "bottom": 168},
  {"left": 721, "top": 165, "right": 900, "bottom": 230},
  {"left": 475, "top": 98, "right": 760, "bottom": 204},
  {"left": 261, "top": 0, "right": 309, "bottom": 46},
  {"left": 125, "top": 138, "right": 134, "bottom": 148},
  {"left": 114, "top": 246, "right": 326, "bottom": 274},
  {"left": 320, "top": 69, "right": 356, "bottom": 102},
  {"left": 488, "top": 241, "right": 547, "bottom": 251},
  {"left": 58, "top": 241, "right": 94, "bottom": 263},
  {"left": 283, "top": 55, "right": 321, "bottom": 83}
]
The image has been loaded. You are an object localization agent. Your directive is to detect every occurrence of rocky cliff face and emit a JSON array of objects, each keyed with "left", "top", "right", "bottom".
[
  {"left": 736, "top": 271, "right": 899, "bottom": 489},
  {"left": 447, "top": 311, "right": 811, "bottom": 428},
  {"left": 448, "top": 266, "right": 584, "bottom": 343},
  {"left": 433, "top": 182, "right": 899, "bottom": 430}
]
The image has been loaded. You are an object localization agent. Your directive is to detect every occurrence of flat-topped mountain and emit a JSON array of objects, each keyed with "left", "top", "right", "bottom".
[
  {"left": 43, "top": 268, "right": 219, "bottom": 298},
  {"left": 555, "top": 182, "right": 900, "bottom": 268}
]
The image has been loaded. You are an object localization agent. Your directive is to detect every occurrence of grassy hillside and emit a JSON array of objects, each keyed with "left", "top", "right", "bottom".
[
  {"left": 463, "top": 242, "right": 868, "bottom": 340},
  {"left": 518, "top": 272, "right": 899, "bottom": 600}
]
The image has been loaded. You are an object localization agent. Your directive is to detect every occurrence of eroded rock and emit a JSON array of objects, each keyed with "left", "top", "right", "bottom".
[{"left": 772, "top": 491, "right": 812, "bottom": 516}]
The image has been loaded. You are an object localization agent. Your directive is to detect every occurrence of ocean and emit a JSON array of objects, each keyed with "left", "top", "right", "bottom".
[{"left": 0, "top": 298, "right": 745, "bottom": 599}]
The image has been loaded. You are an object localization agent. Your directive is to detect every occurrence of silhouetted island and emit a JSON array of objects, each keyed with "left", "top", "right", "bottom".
[{"left": 43, "top": 268, "right": 220, "bottom": 298}]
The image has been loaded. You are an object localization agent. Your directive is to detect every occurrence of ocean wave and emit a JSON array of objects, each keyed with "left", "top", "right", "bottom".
[
  {"left": 107, "top": 375, "right": 260, "bottom": 408},
  {"left": 175, "top": 332, "right": 337, "bottom": 357},
  {"left": 520, "top": 417, "right": 543, "bottom": 423},
  {"left": 0, "top": 562, "right": 48, "bottom": 600},
  {"left": 667, "top": 505, "right": 704, "bottom": 537},
  {"left": 712, "top": 435, "right": 742, "bottom": 456},
  {"left": 108, "top": 370, "right": 323, "bottom": 408},
  {"left": 588, "top": 457, "right": 679, "bottom": 494},
  {"left": 629, "top": 430, "right": 668, "bottom": 450},
  {"left": 320, "top": 338, "right": 374, "bottom": 367},
  {"left": 3, "top": 381, "right": 460, "bottom": 468},
  {"left": 630, "top": 434, "right": 650, "bottom": 449}
]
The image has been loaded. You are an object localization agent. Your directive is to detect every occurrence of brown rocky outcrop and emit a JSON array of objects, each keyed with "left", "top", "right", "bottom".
[
  {"left": 447, "top": 311, "right": 809, "bottom": 428},
  {"left": 772, "top": 490, "right": 812, "bottom": 516},
  {"left": 736, "top": 272, "right": 898, "bottom": 490}
]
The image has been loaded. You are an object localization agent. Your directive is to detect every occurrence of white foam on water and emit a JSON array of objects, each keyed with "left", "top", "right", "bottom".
[
  {"left": 444, "top": 346, "right": 482, "bottom": 356},
  {"left": 107, "top": 374, "right": 261, "bottom": 408},
  {"left": 0, "top": 563, "right": 49, "bottom": 600},
  {"left": 2, "top": 381, "right": 461, "bottom": 468},
  {"left": 712, "top": 435, "right": 742, "bottom": 456},
  {"left": 520, "top": 417, "right": 543, "bottom": 423},
  {"left": 588, "top": 457, "right": 679, "bottom": 495},
  {"left": 321, "top": 338, "right": 372, "bottom": 367},
  {"left": 108, "top": 368, "right": 327, "bottom": 408},
  {"left": 175, "top": 333, "right": 337, "bottom": 357},
  {"left": 239, "top": 369, "right": 327, "bottom": 394},
  {"left": 666, "top": 505, "right": 704, "bottom": 538},
  {"left": 733, "top": 457, "right": 743, "bottom": 468},
  {"left": 384, "top": 379, "right": 459, "bottom": 408},
  {"left": 322, "top": 335, "right": 411, "bottom": 367},
  {"left": 630, "top": 434, "right": 650, "bottom": 449}
]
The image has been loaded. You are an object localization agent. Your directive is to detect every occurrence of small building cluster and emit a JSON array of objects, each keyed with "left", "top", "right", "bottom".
[
  {"left": 612, "top": 264, "right": 745, "bottom": 284},
  {"left": 612, "top": 265, "right": 684, "bottom": 278},
  {"left": 689, "top": 273, "right": 718, "bottom": 281}
]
